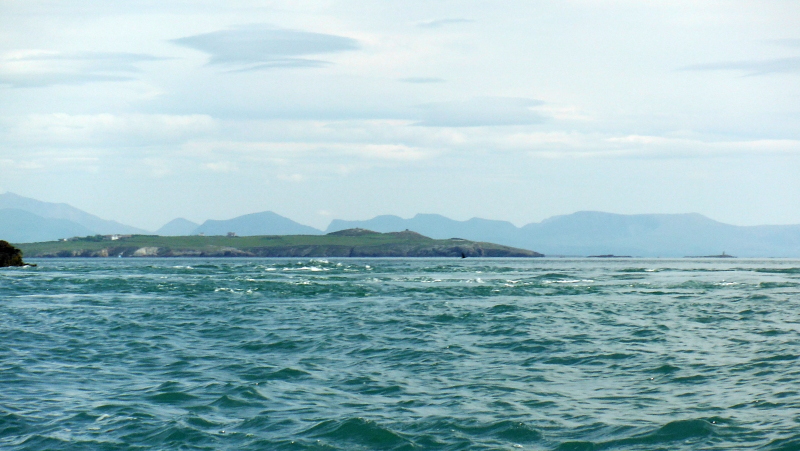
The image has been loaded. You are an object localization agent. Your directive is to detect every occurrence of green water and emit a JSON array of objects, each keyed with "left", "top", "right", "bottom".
[{"left": 2, "top": 258, "right": 800, "bottom": 450}]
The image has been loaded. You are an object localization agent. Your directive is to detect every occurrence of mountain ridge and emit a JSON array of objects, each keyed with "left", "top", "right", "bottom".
[
  {"left": 5, "top": 193, "right": 800, "bottom": 256},
  {"left": 0, "top": 192, "right": 148, "bottom": 235},
  {"left": 328, "top": 211, "right": 800, "bottom": 257},
  {"left": 192, "top": 211, "right": 322, "bottom": 236}
]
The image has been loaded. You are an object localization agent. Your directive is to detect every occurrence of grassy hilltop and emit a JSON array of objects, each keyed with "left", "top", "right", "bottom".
[{"left": 16, "top": 229, "right": 543, "bottom": 258}]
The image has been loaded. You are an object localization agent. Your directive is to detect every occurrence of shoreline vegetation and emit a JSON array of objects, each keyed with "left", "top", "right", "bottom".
[
  {"left": 0, "top": 240, "right": 34, "bottom": 267},
  {"left": 15, "top": 228, "right": 544, "bottom": 258}
]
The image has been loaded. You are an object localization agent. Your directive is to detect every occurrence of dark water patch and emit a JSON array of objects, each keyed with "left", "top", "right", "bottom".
[
  {"left": 759, "top": 280, "right": 800, "bottom": 289},
  {"left": 747, "top": 294, "right": 773, "bottom": 301},
  {"left": 467, "top": 420, "right": 542, "bottom": 443},
  {"left": 147, "top": 392, "right": 199, "bottom": 404},
  {"left": 185, "top": 415, "right": 223, "bottom": 429},
  {"left": 603, "top": 419, "right": 717, "bottom": 448},
  {"left": 238, "top": 340, "right": 288, "bottom": 352},
  {"left": 652, "top": 363, "right": 681, "bottom": 374},
  {"left": 487, "top": 303, "right": 518, "bottom": 313},
  {"left": 405, "top": 417, "right": 542, "bottom": 445},
  {"left": 262, "top": 368, "right": 312, "bottom": 381},
  {"left": 556, "top": 440, "right": 597, "bottom": 450},
  {"left": 671, "top": 374, "right": 708, "bottom": 384},
  {"left": 543, "top": 353, "right": 633, "bottom": 366},
  {"left": 758, "top": 329, "right": 790, "bottom": 337},
  {"left": 119, "top": 422, "right": 215, "bottom": 448},
  {"left": 758, "top": 354, "right": 797, "bottom": 362},
  {"left": 0, "top": 411, "right": 31, "bottom": 437},
  {"left": 211, "top": 394, "right": 262, "bottom": 409},
  {"left": 762, "top": 435, "right": 800, "bottom": 451},
  {"left": 774, "top": 391, "right": 798, "bottom": 399},
  {"left": 631, "top": 328, "right": 658, "bottom": 337},
  {"left": 238, "top": 365, "right": 279, "bottom": 381},
  {"left": 754, "top": 267, "right": 800, "bottom": 274},
  {"left": 302, "top": 418, "right": 413, "bottom": 449}
]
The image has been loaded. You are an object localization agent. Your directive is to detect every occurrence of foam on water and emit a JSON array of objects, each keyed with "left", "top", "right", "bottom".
[{"left": 2, "top": 258, "right": 800, "bottom": 450}]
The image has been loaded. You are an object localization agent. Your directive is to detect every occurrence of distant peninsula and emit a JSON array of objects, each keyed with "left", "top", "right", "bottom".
[
  {"left": 686, "top": 252, "right": 736, "bottom": 258},
  {"left": 16, "top": 229, "right": 543, "bottom": 258}
]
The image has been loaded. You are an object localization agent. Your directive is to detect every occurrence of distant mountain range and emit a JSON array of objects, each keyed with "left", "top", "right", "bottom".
[
  {"left": 330, "top": 212, "right": 800, "bottom": 257},
  {"left": 0, "top": 208, "right": 95, "bottom": 244},
  {"left": 193, "top": 211, "right": 320, "bottom": 237},
  {"left": 4, "top": 192, "right": 800, "bottom": 256},
  {"left": 0, "top": 192, "right": 148, "bottom": 236},
  {"left": 0, "top": 193, "right": 321, "bottom": 242}
]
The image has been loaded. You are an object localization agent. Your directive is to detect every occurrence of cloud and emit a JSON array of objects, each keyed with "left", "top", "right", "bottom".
[
  {"left": 681, "top": 57, "right": 800, "bottom": 75},
  {"left": 414, "top": 97, "right": 548, "bottom": 127},
  {"left": 0, "top": 50, "right": 166, "bottom": 88},
  {"left": 171, "top": 24, "right": 359, "bottom": 71},
  {"left": 416, "top": 19, "right": 473, "bottom": 29},
  {"left": 184, "top": 140, "right": 431, "bottom": 162},
  {"left": 399, "top": 77, "right": 445, "bottom": 83},
  {"left": 5, "top": 113, "right": 216, "bottom": 147}
]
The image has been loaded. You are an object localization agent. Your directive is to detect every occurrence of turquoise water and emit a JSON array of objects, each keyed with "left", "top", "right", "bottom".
[{"left": 2, "top": 258, "right": 800, "bottom": 450}]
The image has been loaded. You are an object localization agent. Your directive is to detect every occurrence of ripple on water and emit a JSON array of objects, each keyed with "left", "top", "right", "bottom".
[{"left": 2, "top": 258, "right": 800, "bottom": 450}]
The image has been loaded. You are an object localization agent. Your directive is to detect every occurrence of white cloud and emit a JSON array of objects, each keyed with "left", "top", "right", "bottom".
[
  {"left": 182, "top": 139, "right": 432, "bottom": 162},
  {"left": 0, "top": 50, "right": 166, "bottom": 88},
  {"left": 5, "top": 113, "right": 217, "bottom": 148},
  {"left": 171, "top": 24, "right": 359, "bottom": 71}
]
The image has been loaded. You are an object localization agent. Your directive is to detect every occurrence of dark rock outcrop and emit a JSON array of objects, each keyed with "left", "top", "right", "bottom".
[{"left": 0, "top": 240, "right": 33, "bottom": 267}]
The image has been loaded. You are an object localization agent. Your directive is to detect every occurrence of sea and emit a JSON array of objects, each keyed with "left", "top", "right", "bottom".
[{"left": 2, "top": 257, "right": 800, "bottom": 450}]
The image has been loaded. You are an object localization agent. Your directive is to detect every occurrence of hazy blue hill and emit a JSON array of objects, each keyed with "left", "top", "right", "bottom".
[
  {"left": 326, "top": 213, "right": 520, "bottom": 243},
  {"left": 193, "top": 211, "right": 322, "bottom": 236},
  {"left": 515, "top": 212, "right": 726, "bottom": 256},
  {"left": 0, "top": 208, "right": 94, "bottom": 243},
  {"left": 0, "top": 192, "right": 148, "bottom": 235},
  {"left": 156, "top": 218, "right": 200, "bottom": 236},
  {"left": 516, "top": 211, "right": 800, "bottom": 257},
  {"left": 327, "top": 211, "right": 800, "bottom": 257}
]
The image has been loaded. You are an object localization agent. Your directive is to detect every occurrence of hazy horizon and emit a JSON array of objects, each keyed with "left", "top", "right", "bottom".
[{"left": 2, "top": 1, "right": 799, "bottom": 231}]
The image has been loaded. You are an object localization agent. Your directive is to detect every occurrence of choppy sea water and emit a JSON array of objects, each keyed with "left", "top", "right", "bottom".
[{"left": 2, "top": 258, "right": 800, "bottom": 450}]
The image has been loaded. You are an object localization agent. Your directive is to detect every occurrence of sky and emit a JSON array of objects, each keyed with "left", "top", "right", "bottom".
[{"left": 1, "top": 0, "right": 799, "bottom": 231}]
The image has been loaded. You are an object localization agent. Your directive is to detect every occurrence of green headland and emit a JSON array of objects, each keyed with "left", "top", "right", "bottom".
[{"left": 16, "top": 228, "right": 543, "bottom": 258}]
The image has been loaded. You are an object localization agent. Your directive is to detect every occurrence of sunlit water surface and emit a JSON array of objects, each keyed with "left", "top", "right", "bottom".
[{"left": 2, "top": 258, "right": 800, "bottom": 450}]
